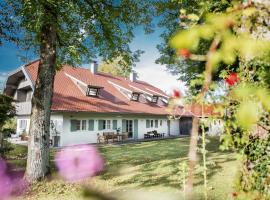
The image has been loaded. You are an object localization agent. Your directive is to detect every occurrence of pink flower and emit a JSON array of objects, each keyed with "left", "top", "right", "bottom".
[
  {"left": 55, "top": 145, "right": 104, "bottom": 182},
  {"left": 0, "top": 174, "right": 12, "bottom": 199},
  {"left": 0, "top": 157, "right": 7, "bottom": 175},
  {"left": 0, "top": 157, "right": 27, "bottom": 199}
]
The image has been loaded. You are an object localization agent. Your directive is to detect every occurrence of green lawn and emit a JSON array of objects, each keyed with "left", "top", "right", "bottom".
[{"left": 6, "top": 137, "right": 238, "bottom": 200}]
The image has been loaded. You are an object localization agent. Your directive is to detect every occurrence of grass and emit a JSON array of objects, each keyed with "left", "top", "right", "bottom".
[{"left": 6, "top": 137, "right": 238, "bottom": 200}]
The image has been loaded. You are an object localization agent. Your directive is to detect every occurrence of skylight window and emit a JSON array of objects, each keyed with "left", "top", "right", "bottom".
[
  {"left": 131, "top": 92, "right": 140, "bottom": 101},
  {"left": 86, "top": 85, "right": 102, "bottom": 97}
]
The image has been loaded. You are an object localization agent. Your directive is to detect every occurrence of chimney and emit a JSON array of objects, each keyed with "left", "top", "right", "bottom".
[
  {"left": 90, "top": 61, "right": 98, "bottom": 74},
  {"left": 129, "top": 70, "right": 137, "bottom": 82}
]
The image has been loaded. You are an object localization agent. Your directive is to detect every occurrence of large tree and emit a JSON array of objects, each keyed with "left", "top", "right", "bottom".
[{"left": 1, "top": 0, "right": 154, "bottom": 182}]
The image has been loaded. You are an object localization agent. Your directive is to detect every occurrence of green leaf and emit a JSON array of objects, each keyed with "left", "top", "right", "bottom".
[
  {"left": 170, "top": 29, "right": 200, "bottom": 51},
  {"left": 236, "top": 101, "right": 260, "bottom": 130}
]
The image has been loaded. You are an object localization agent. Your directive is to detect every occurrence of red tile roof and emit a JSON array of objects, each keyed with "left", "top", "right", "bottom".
[{"left": 24, "top": 60, "right": 176, "bottom": 116}]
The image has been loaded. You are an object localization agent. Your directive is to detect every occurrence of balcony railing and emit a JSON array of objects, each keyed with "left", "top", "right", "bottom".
[{"left": 16, "top": 102, "right": 31, "bottom": 115}]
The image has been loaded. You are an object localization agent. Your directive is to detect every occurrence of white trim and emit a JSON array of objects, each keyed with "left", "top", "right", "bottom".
[
  {"left": 64, "top": 72, "right": 88, "bottom": 86},
  {"left": 145, "top": 87, "right": 169, "bottom": 98},
  {"left": 129, "top": 84, "right": 153, "bottom": 96},
  {"left": 64, "top": 72, "right": 87, "bottom": 95},
  {"left": 108, "top": 80, "right": 132, "bottom": 93},
  {"left": 107, "top": 80, "right": 131, "bottom": 100},
  {"left": 21, "top": 66, "right": 34, "bottom": 91}
]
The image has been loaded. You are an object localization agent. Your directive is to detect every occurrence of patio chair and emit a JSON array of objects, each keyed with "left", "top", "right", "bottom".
[
  {"left": 153, "top": 130, "right": 162, "bottom": 138},
  {"left": 121, "top": 132, "right": 129, "bottom": 141},
  {"left": 97, "top": 133, "right": 105, "bottom": 144}
]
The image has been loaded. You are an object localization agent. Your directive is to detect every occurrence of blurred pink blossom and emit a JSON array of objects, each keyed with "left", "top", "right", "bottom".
[
  {"left": 0, "top": 157, "right": 7, "bottom": 175},
  {"left": 55, "top": 145, "right": 104, "bottom": 182},
  {"left": 0, "top": 174, "right": 12, "bottom": 199},
  {"left": 0, "top": 157, "right": 27, "bottom": 199}
]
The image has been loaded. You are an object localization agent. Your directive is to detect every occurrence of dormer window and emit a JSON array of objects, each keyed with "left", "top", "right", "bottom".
[
  {"left": 151, "top": 95, "right": 159, "bottom": 103},
  {"left": 131, "top": 92, "right": 140, "bottom": 101},
  {"left": 86, "top": 85, "right": 103, "bottom": 97}
]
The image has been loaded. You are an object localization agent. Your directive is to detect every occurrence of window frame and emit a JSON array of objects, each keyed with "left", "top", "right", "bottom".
[
  {"left": 131, "top": 92, "right": 140, "bottom": 101},
  {"left": 19, "top": 119, "right": 27, "bottom": 129},
  {"left": 86, "top": 85, "right": 103, "bottom": 97},
  {"left": 151, "top": 95, "right": 159, "bottom": 103}
]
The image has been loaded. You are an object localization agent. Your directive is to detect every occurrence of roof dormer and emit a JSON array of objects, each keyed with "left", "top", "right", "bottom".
[
  {"left": 86, "top": 85, "right": 103, "bottom": 97},
  {"left": 130, "top": 92, "right": 141, "bottom": 101}
]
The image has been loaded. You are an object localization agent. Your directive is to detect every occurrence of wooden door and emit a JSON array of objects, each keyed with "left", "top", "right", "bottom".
[{"left": 179, "top": 117, "right": 193, "bottom": 135}]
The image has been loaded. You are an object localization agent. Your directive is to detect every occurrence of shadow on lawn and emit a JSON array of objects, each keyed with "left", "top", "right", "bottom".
[{"left": 100, "top": 137, "right": 236, "bottom": 190}]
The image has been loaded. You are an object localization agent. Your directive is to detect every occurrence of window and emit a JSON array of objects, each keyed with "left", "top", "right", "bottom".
[
  {"left": 155, "top": 120, "right": 158, "bottom": 128},
  {"left": 160, "top": 120, "right": 163, "bottom": 126},
  {"left": 86, "top": 85, "right": 103, "bottom": 97},
  {"left": 81, "top": 120, "right": 87, "bottom": 130},
  {"left": 150, "top": 120, "right": 154, "bottom": 128},
  {"left": 88, "top": 120, "right": 94, "bottom": 131},
  {"left": 70, "top": 120, "right": 87, "bottom": 132},
  {"left": 98, "top": 120, "right": 112, "bottom": 130},
  {"left": 106, "top": 120, "right": 111, "bottom": 129},
  {"left": 19, "top": 120, "right": 27, "bottom": 129},
  {"left": 131, "top": 92, "right": 140, "bottom": 101},
  {"left": 151, "top": 95, "right": 159, "bottom": 103},
  {"left": 146, "top": 120, "right": 150, "bottom": 128}
]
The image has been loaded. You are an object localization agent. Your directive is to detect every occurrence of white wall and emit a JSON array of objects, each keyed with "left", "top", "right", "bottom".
[
  {"left": 61, "top": 113, "right": 169, "bottom": 146},
  {"left": 208, "top": 119, "right": 224, "bottom": 136},
  {"left": 137, "top": 118, "right": 168, "bottom": 139},
  {"left": 169, "top": 119, "right": 180, "bottom": 136},
  {"left": 15, "top": 114, "right": 63, "bottom": 137}
]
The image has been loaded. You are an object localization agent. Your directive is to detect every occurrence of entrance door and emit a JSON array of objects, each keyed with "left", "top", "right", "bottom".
[
  {"left": 126, "top": 120, "right": 133, "bottom": 138},
  {"left": 179, "top": 117, "right": 193, "bottom": 135}
]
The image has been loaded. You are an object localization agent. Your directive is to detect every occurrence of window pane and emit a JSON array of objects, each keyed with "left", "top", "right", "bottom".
[
  {"left": 81, "top": 120, "right": 87, "bottom": 130},
  {"left": 106, "top": 120, "right": 111, "bottom": 129},
  {"left": 102, "top": 120, "right": 106, "bottom": 129},
  {"left": 146, "top": 120, "right": 150, "bottom": 128},
  {"left": 150, "top": 120, "right": 153, "bottom": 128},
  {"left": 88, "top": 120, "right": 94, "bottom": 131},
  {"left": 160, "top": 120, "right": 162, "bottom": 126},
  {"left": 155, "top": 120, "right": 158, "bottom": 128},
  {"left": 75, "top": 120, "right": 81, "bottom": 131}
]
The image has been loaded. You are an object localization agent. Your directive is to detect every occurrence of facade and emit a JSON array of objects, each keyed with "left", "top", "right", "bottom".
[{"left": 4, "top": 60, "right": 188, "bottom": 147}]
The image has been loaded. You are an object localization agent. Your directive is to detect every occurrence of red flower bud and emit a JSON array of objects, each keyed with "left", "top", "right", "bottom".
[
  {"left": 225, "top": 72, "right": 239, "bottom": 86},
  {"left": 178, "top": 48, "right": 191, "bottom": 59},
  {"left": 232, "top": 192, "right": 237, "bottom": 197},
  {"left": 173, "top": 89, "right": 181, "bottom": 98}
]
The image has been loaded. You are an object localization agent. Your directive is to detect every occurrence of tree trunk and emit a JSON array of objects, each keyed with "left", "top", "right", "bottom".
[
  {"left": 185, "top": 116, "right": 199, "bottom": 199},
  {"left": 25, "top": 4, "right": 57, "bottom": 182}
]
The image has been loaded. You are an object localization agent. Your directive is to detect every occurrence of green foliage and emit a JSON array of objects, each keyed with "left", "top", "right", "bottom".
[
  {"left": 1, "top": 0, "right": 155, "bottom": 67},
  {"left": 0, "top": 94, "right": 15, "bottom": 128},
  {"left": 169, "top": 0, "right": 270, "bottom": 197},
  {"left": 99, "top": 56, "right": 139, "bottom": 78}
]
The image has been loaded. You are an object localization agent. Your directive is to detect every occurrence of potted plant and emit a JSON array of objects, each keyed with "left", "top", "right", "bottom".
[{"left": 20, "top": 130, "right": 28, "bottom": 141}]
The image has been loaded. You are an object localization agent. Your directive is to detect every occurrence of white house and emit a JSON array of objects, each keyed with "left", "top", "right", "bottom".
[
  {"left": 4, "top": 60, "right": 194, "bottom": 147},
  {"left": 4, "top": 60, "right": 222, "bottom": 147}
]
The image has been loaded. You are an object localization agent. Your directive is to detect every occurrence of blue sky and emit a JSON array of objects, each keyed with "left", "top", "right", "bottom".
[{"left": 0, "top": 26, "right": 185, "bottom": 93}]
